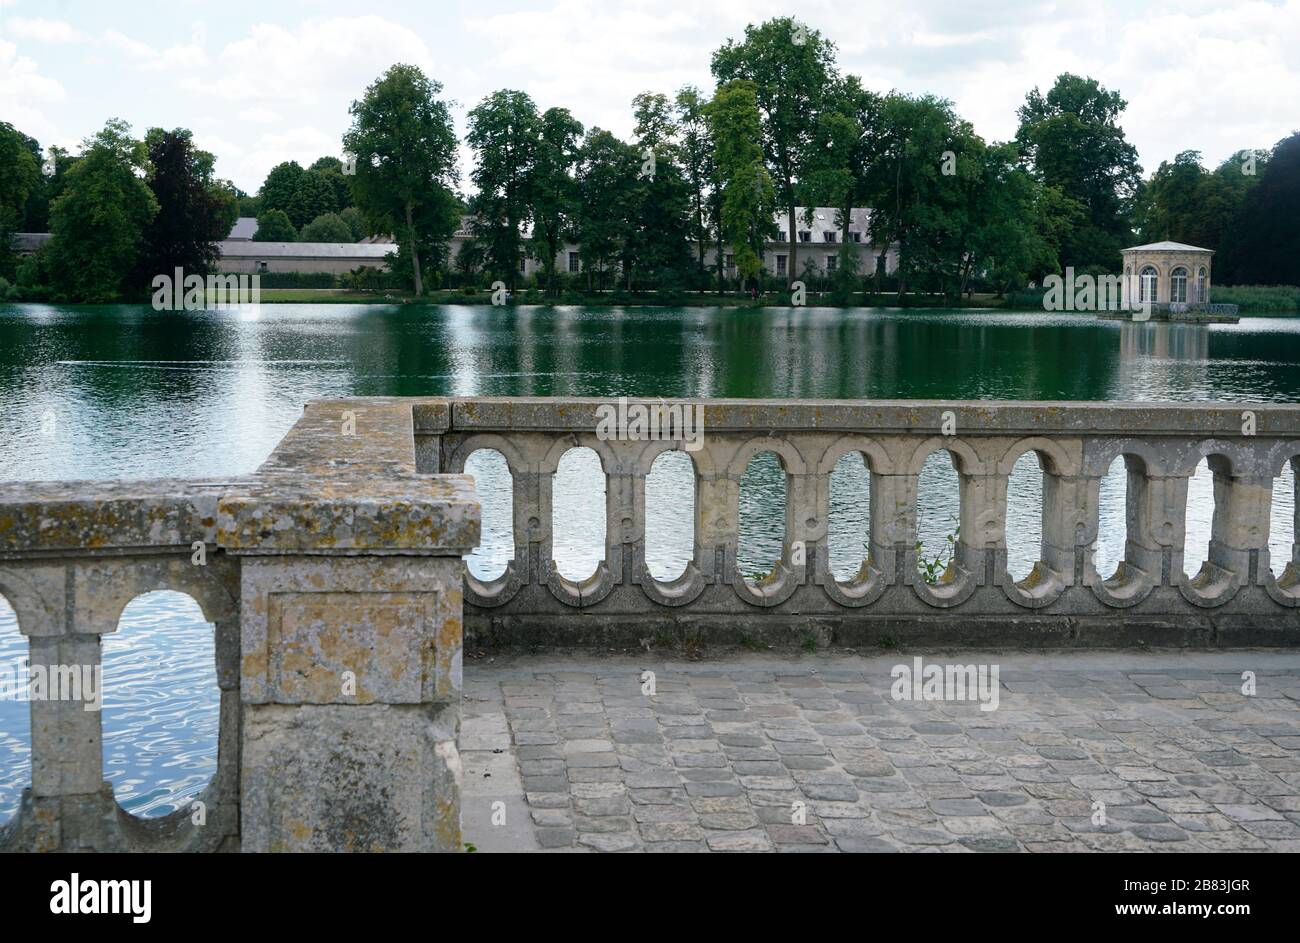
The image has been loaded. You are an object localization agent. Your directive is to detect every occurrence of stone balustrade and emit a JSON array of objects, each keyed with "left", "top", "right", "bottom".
[
  {"left": 4, "top": 394, "right": 1300, "bottom": 852},
  {"left": 417, "top": 397, "right": 1300, "bottom": 649},
  {"left": 0, "top": 399, "right": 479, "bottom": 852}
]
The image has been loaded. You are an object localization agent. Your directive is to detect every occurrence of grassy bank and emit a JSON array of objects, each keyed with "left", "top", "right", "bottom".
[{"left": 1207, "top": 285, "right": 1300, "bottom": 313}]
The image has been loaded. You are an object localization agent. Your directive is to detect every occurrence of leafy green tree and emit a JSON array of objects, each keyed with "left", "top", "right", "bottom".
[
  {"left": 1220, "top": 132, "right": 1300, "bottom": 285},
  {"left": 259, "top": 161, "right": 305, "bottom": 220},
  {"left": 45, "top": 119, "right": 158, "bottom": 302},
  {"left": 0, "top": 121, "right": 41, "bottom": 278},
  {"left": 627, "top": 92, "right": 693, "bottom": 290},
  {"left": 528, "top": 107, "right": 583, "bottom": 294},
  {"left": 300, "top": 211, "right": 354, "bottom": 242},
  {"left": 344, "top": 64, "right": 460, "bottom": 295},
  {"left": 575, "top": 129, "right": 640, "bottom": 290},
  {"left": 674, "top": 86, "right": 717, "bottom": 288},
  {"left": 253, "top": 208, "right": 297, "bottom": 241},
  {"left": 708, "top": 80, "right": 776, "bottom": 294},
  {"left": 135, "top": 128, "right": 238, "bottom": 286},
  {"left": 288, "top": 171, "right": 338, "bottom": 229},
  {"left": 803, "top": 75, "right": 882, "bottom": 286},
  {"left": 467, "top": 89, "right": 540, "bottom": 290},
  {"left": 309, "top": 155, "right": 354, "bottom": 212},
  {"left": 339, "top": 205, "right": 367, "bottom": 241},
  {"left": 863, "top": 94, "right": 964, "bottom": 300},
  {"left": 712, "top": 16, "right": 838, "bottom": 287},
  {"left": 1134, "top": 149, "right": 1263, "bottom": 256},
  {"left": 1015, "top": 74, "right": 1142, "bottom": 269}
]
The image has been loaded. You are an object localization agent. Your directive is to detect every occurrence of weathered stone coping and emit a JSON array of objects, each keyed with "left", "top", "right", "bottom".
[
  {"left": 0, "top": 398, "right": 480, "bottom": 556},
  {"left": 414, "top": 397, "right": 1300, "bottom": 438}
]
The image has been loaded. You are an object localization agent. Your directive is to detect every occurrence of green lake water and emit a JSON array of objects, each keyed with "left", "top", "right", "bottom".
[{"left": 1, "top": 302, "right": 1298, "bottom": 819}]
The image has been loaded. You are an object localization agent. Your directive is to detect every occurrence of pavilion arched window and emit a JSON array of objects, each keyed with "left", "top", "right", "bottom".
[
  {"left": 1170, "top": 266, "right": 1188, "bottom": 304},
  {"left": 1139, "top": 265, "right": 1158, "bottom": 304}
]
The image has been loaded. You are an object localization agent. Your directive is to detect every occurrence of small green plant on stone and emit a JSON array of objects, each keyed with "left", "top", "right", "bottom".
[
  {"left": 800, "top": 634, "right": 818, "bottom": 653},
  {"left": 917, "top": 515, "right": 960, "bottom": 585},
  {"left": 464, "top": 841, "right": 477, "bottom": 853},
  {"left": 879, "top": 634, "right": 898, "bottom": 650}
]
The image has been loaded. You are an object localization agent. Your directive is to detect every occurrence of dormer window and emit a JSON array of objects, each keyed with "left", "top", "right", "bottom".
[
  {"left": 823, "top": 231, "right": 836, "bottom": 243},
  {"left": 848, "top": 231, "right": 862, "bottom": 243},
  {"left": 798, "top": 231, "right": 811, "bottom": 243}
]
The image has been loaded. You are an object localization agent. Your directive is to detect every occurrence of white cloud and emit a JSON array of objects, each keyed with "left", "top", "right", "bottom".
[
  {"left": 0, "top": 39, "right": 64, "bottom": 143},
  {"left": 5, "top": 17, "right": 89, "bottom": 43},
  {"left": 193, "top": 16, "right": 435, "bottom": 106},
  {"left": 237, "top": 106, "right": 282, "bottom": 124}
]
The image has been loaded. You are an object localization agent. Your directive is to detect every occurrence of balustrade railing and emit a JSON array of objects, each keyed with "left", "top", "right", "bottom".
[
  {"left": 416, "top": 398, "right": 1300, "bottom": 648},
  {"left": 3, "top": 394, "right": 1299, "bottom": 852}
]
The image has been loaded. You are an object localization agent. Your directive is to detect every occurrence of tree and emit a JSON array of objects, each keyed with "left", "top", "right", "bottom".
[
  {"left": 339, "top": 205, "right": 367, "bottom": 241},
  {"left": 259, "top": 161, "right": 305, "bottom": 220},
  {"left": 1134, "top": 149, "right": 1264, "bottom": 256},
  {"left": 135, "top": 128, "right": 237, "bottom": 287},
  {"left": 1015, "top": 74, "right": 1142, "bottom": 269},
  {"left": 674, "top": 87, "right": 716, "bottom": 289},
  {"left": 1220, "top": 132, "right": 1300, "bottom": 285},
  {"left": 344, "top": 64, "right": 460, "bottom": 295},
  {"left": 574, "top": 129, "right": 640, "bottom": 290},
  {"left": 287, "top": 170, "right": 337, "bottom": 229},
  {"left": 309, "top": 155, "right": 354, "bottom": 212},
  {"left": 45, "top": 119, "right": 158, "bottom": 302},
  {"left": 253, "top": 208, "right": 297, "bottom": 242},
  {"left": 0, "top": 121, "right": 41, "bottom": 278},
  {"left": 708, "top": 80, "right": 776, "bottom": 294},
  {"left": 863, "top": 94, "right": 964, "bottom": 300},
  {"left": 528, "top": 107, "right": 583, "bottom": 294},
  {"left": 300, "top": 211, "right": 354, "bottom": 242},
  {"left": 627, "top": 92, "right": 693, "bottom": 290},
  {"left": 712, "top": 16, "right": 838, "bottom": 287},
  {"left": 467, "top": 90, "right": 540, "bottom": 290},
  {"left": 803, "top": 75, "right": 882, "bottom": 291}
]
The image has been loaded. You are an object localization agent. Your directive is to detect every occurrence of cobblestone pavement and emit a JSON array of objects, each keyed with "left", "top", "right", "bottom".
[{"left": 460, "top": 651, "right": 1300, "bottom": 853}]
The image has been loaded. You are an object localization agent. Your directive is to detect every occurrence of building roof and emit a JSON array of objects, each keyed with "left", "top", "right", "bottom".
[
  {"left": 12, "top": 232, "right": 51, "bottom": 252},
  {"left": 228, "top": 217, "right": 258, "bottom": 240},
  {"left": 217, "top": 240, "right": 395, "bottom": 259},
  {"left": 770, "top": 207, "right": 875, "bottom": 244},
  {"left": 1123, "top": 241, "right": 1214, "bottom": 253}
]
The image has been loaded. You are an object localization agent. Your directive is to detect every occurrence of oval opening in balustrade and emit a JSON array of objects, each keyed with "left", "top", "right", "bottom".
[
  {"left": 552, "top": 446, "right": 607, "bottom": 582},
  {"left": 828, "top": 451, "right": 871, "bottom": 582},
  {"left": 0, "top": 593, "right": 28, "bottom": 827},
  {"left": 104, "top": 591, "right": 218, "bottom": 820},
  {"left": 739, "top": 451, "right": 786, "bottom": 586},
  {"left": 916, "top": 449, "right": 960, "bottom": 584},
  {"left": 1094, "top": 455, "right": 1131, "bottom": 579},
  {"left": 645, "top": 449, "right": 695, "bottom": 582},
  {"left": 1183, "top": 455, "right": 1220, "bottom": 580},
  {"left": 1007, "top": 451, "right": 1044, "bottom": 583},
  {"left": 464, "top": 448, "right": 515, "bottom": 581},
  {"left": 1270, "top": 456, "right": 1297, "bottom": 582}
]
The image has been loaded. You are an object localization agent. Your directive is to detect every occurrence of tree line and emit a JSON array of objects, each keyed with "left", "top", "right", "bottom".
[{"left": 1, "top": 15, "right": 1296, "bottom": 303}]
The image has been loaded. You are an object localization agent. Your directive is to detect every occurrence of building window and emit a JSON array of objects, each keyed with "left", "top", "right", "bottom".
[
  {"left": 1170, "top": 266, "right": 1188, "bottom": 304},
  {"left": 1197, "top": 266, "right": 1208, "bottom": 303},
  {"left": 725, "top": 254, "right": 735, "bottom": 271},
  {"left": 1139, "top": 265, "right": 1157, "bottom": 304},
  {"left": 776, "top": 255, "right": 787, "bottom": 275},
  {"left": 826, "top": 254, "right": 837, "bottom": 273},
  {"left": 798, "top": 231, "right": 812, "bottom": 243},
  {"left": 823, "top": 231, "right": 837, "bottom": 243},
  {"left": 256, "top": 261, "right": 268, "bottom": 273},
  {"left": 518, "top": 257, "right": 527, "bottom": 274},
  {"left": 849, "top": 231, "right": 862, "bottom": 243},
  {"left": 568, "top": 252, "right": 580, "bottom": 273}
]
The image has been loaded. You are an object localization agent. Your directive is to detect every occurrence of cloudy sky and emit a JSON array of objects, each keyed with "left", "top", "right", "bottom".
[{"left": 3, "top": 0, "right": 1297, "bottom": 194}]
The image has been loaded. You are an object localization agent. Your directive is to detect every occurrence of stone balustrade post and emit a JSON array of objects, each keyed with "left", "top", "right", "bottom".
[{"left": 219, "top": 400, "right": 479, "bottom": 853}]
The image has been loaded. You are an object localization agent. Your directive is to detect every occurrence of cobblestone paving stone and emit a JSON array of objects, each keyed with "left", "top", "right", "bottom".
[{"left": 461, "top": 652, "right": 1300, "bottom": 853}]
